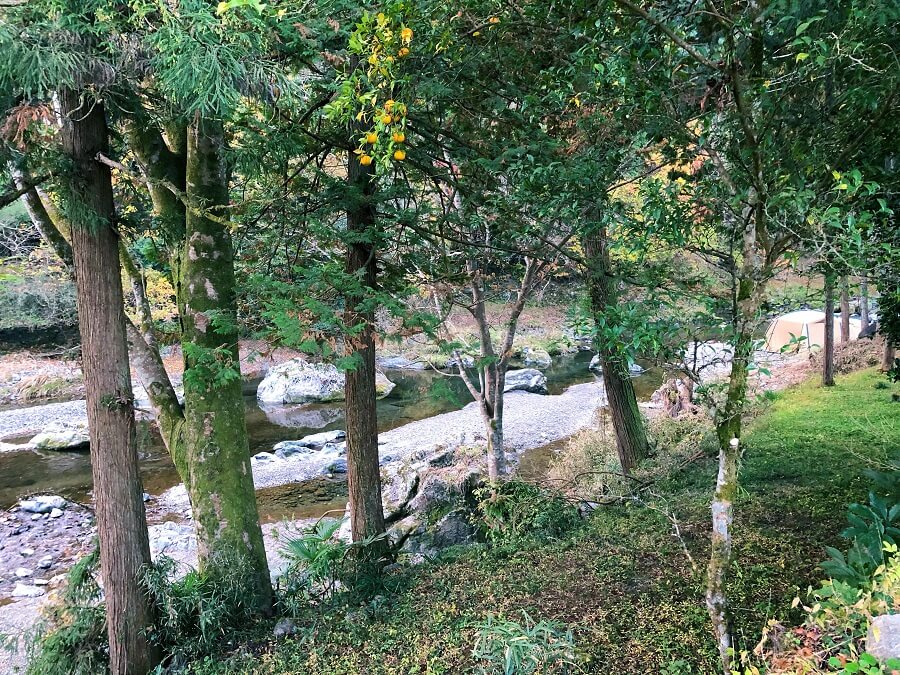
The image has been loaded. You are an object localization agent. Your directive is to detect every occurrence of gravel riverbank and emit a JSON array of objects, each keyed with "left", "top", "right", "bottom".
[{"left": 0, "top": 400, "right": 87, "bottom": 442}]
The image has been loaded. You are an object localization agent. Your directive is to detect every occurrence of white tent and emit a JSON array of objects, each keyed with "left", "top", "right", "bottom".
[{"left": 764, "top": 310, "right": 861, "bottom": 353}]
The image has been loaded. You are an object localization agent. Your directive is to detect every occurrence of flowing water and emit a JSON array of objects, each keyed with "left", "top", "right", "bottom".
[{"left": 0, "top": 352, "right": 661, "bottom": 520}]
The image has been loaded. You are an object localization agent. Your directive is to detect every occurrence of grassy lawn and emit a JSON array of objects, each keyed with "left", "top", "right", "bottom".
[{"left": 197, "top": 369, "right": 900, "bottom": 674}]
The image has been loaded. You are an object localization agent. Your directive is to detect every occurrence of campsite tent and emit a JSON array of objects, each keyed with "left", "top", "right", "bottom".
[{"left": 764, "top": 310, "right": 861, "bottom": 353}]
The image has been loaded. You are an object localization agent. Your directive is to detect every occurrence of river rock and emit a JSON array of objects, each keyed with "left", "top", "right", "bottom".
[
  {"left": 431, "top": 509, "right": 476, "bottom": 549},
  {"left": 328, "top": 458, "right": 348, "bottom": 474},
  {"left": 15, "top": 567, "right": 32, "bottom": 578},
  {"left": 447, "top": 354, "right": 475, "bottom": 369},
  {"left": 29, "top": 421, "right": 89, "bottom": 451},
  {"left": 18, "top": 495, "right": 68, "bottom": 514},
  {"left": 37, "top": 555, "right": 53, "bottom": 569},
  {"left": 520, "top": 347, "right": 552, "bottom": 369},
  {"left": 12, "top": 583, "right": 44, "bottom": 597},
  {"left": 503, "top": 369, "right": 548, "bottom": 394},
  {"left": 377, "top": 355, "right": 426, "bottom": 370},
  {"left": 868, "top": 614, "right": 900, "bottom": 662},
  {"left": 588, "top": 355, "right": 645, "bottom": 375},
  {"left": 273, "top": 430, "right": 346, "bottom": 458},
  {"left": 257, "top": 359, "right": 395, "bottom": 405},
  {"left": 251, "top": 452, "right": 281, "bottom": 465},
  {"left": 148, "top": 521, "right": 196, "bottom": 558}
]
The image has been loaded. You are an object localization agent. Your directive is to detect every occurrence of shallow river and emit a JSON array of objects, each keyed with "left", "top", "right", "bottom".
[{"left": 0, "top": 353, "right": 661, "bottom": 520}]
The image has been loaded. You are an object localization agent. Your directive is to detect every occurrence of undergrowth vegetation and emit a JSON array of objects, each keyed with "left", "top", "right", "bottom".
[{"left": 20, "top": 368, "right": 900, "bottom": 674}]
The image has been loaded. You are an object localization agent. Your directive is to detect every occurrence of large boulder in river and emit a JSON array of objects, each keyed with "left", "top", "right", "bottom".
[
  {"left": 29, "top": 421, "right": 89, "bottom": 451},
  {"left": 503, "top": 369, "right": 548, "bottom": 394},
  {"left": 257, "top": 359, "right": 395, "bottom": 404}
]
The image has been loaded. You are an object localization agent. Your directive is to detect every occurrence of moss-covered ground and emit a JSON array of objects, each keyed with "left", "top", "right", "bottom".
[{"left": 195, "top": 368, "right": 900, "bottom": 674}]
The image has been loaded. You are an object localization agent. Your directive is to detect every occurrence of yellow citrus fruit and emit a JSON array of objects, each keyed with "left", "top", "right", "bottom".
[
  {"left": 473, "top": 30, "right": 481, "bottom": 36},
  {"left": 489, "top": 16, "right": 500, "bottom": 23},
  {"left": 380, "top": 113, "right": 392, "bottom": 124},
  {"left": 400, "top": 27, "right": 413, "bottom": 42},
  {"left": 359, "top": 154, "right": 373, "bottom": 166},
  {"left": 399, "top": 47, "right": 410, "bottom": 57},
  {"left": 384, "top": 99, "right": 395, "bottom": 111},
  {"left": 393, "top": 149, "right": 406, "bottom": 161},
  {"left": 365, "top": 132, "right": 378, "bottom": 144},
  {"left": 392, "top": 131, "right": 405, "bottom": 143}
]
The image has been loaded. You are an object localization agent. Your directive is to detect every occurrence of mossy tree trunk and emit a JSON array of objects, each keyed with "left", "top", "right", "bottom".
[
  {"left": 823, "top": 274, "right": 835, "bottom": 386},
  {"left": 9, "top": 163, "right": 73, "bottom": 268},
  {"left": 58, "top": 89, "right": 159, "bottom": 675},
  {"left": 706, "top": 192, "right": 772, "bottom": 673},
  {"left": 180, "top": 115, "right": 272, "bottom": 609},
  {"left": 581, "top": 223, "right": 648, "bottom": 475},
  {"left": 344, "top": 144, "right": 388, "bottom": 556}
]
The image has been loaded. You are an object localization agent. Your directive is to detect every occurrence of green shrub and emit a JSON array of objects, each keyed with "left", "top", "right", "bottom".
[
  {"left": 25, "top": 547, "right": 108, "bottom": 675},
  {"left": 474, "top": 481, "right": 580, "bottom": 546},
  {"left": 0, "top": 252, "right": 76, "bottom": 330},
  {"left": 821, "top": 492, "right": 900, "bottom": 588},
  {"left": 275, "top": 517, "right": 391, "bottom": 612},
  {"left": 143, "top": 554, "right": 266, "bottom": 663},
  {"left": 471, "top": 610, "right": 577, "bottom": 675}
]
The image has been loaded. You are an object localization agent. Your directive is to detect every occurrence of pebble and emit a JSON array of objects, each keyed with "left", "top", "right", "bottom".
[
  {"left": 20, "top": 548, "right": 34, "bottom": 557},
  {"left": 37, "top": 555, "right": 53, "bottom": 569},
  {"left": 14, "top": 567, "right": 32, "bottom": 578},
  {"left": 49, "top": 508, "right": 63, "bottom": 519},
  {"left": 30, "top": 514, "right": 41, "bottom": 521},
  {"left": 33, "top": 578, "right": 49, "bottom": 586}
]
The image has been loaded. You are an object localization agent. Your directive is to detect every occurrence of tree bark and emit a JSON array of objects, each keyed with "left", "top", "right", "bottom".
[
  {"left": 823, "top": 274, "right": 835, "bottom": 386},
  {"left": 581, "top": 224, "right": 648, "bottom": 475},
  {"left": 883, "top": 341, "right": 897, "bottom": 373},
  {"left": 58, "top": 89, "right": 158, "bottom": 675},
  {"left": 9, "top": 163, "right": 73, "bottom": 268},
  {"left": 344, "top": 140, "right": 388, "bottom": 556},
  {"left": 839, "top": 276, "right": 850, "bottom": 344},
  {"left": 180, "top": 115, "right": 272, "bottom": 609},
  {"left": 859, "top": 277, "right": 870, "bottom": 331},
  {"left": 120, "top": 243, "right": 158, "bottom": 351}
]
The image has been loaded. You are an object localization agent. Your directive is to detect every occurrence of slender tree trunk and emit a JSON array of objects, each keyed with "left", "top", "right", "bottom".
[
  {"left": 344, "top": 139, "right": 388, "bottom": 555},
  {"left": 581, "top": 224, "right": 648, "bottom": 474},
  {"left": 824, "top": 274, "right": 835, "bottom": 386},
  {"left": 120, "top": 244, "right": 158, "bottom": 351},
  {"left": 9, "top": 164, "right": 73, "bottom": 267},
  {"left": 181, "top": 116, "right": 272, "bottom": 609},
  {"left": 706, "top": 327, "right": 752, "bottom": 671},
  {"left": 839, "top": 276, "right": 850, "bottom": 344},
  {"left": 859, "top": 277, "right": 870, "bottom": 331},
  {"left": 883, "top": 341, "right": 897, "bottom": 373},
  {"left": 58, "top": 89, "right": 158, "bottom": 675},
  {"left": 469, "top": 270, "right": 504, "bottom": 481}
]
